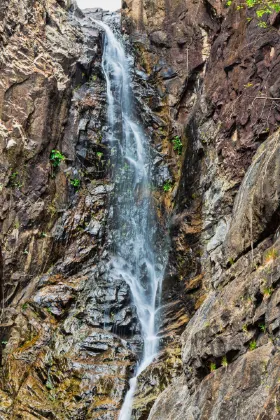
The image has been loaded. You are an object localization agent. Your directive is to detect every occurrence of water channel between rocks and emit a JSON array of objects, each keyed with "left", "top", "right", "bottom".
[{"left": 93, "top": 14, "right": 169, "bottom": 419}]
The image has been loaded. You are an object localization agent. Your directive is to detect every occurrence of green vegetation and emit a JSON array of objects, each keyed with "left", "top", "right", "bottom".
[
  {"left": 259, "top": 323, "right": 266, "bottom": 332},
  {"left": 222, "top": 356, "right": 228, "bottom": 367},
  {"left": 1, "top": 341, "right": 8, "bottom": 345},
  {"left": 50, "top": 150, "right": 65, "bottom": 168},
  {"left": 242, "top": 324, "right": 248, "bottom": 333},
  {"left": 226, "top": 0, "right": 280, "bottom": 27},
  {"left": 263, "top": 287, "right": 274, "bottom": 296},
  {"left": 70, "top": 179, "right": 81, "bottom": 189},
  {"left": 210, "top": 362, "right": 216, "bottom": 372},
  {"left": 163, "top": 180, "right": 172, "bottom": 192},
  {"left": 22, "top": 303, "right": 28, "bottom": 310},
  {"left": 172, "top": 136, "right": 183, "bottom": 155},
  {"left": 249, "top": 340, "right": 257, "bottom": 351},
  {"left": 228, "top": 257, "right": 235, "bottom": 266},
  {"left": 9, "top": 172, "right": 23, "bottom": 189},
  {"left": 46, "top": 380, "right": 54, "bottom": 390},
  {"left": 96, "top": 151, "right": 104, "bottom": 159}
]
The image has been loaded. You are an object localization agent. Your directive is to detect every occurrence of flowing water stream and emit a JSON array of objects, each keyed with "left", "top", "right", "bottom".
[{"left": 93, "top": 16, "right": 168, "bottom": 419}]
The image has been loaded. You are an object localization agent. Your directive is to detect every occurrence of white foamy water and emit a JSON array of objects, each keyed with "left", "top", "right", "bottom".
[{"left": 93, "top": 16, "right": 167, "bottom": 419}]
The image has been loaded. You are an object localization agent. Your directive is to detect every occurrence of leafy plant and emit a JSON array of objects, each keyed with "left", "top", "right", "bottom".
[
  {"left": 210, "top": 362, "right": 216, "bottom": 372},
  {"left": 1, "top": 341, "right": 8, "bottom": 345},
  {"left": 22, "top": 303, "right": 28, "bottom": 310},
  {"left": 70, "top": 179, "right": 81, "bottom": 189},
  {"left": 172, "top": 136, "right": 183, "bottom": 155},
  {"left": 249, "top": 340, "right": 257, "bottom": 351},
  {"left": 163, "top": 180, "right": 172, "bottom": 192},
  {"left": 242, "top": 324, "right": 248, "bottom": 333},
  {"left": 263, "top": 287, "right": 274, "bottom": 296},
  {"left": 222, "top": 356, "right": 228, "bottom": 367},
  {"left": 50, "top": 150, "right": 65, "bottom": 168},
  {"left": 259, "top": 323, "right": 266, "bottom": 332},
  {"left": 228, "top": 257, "right": 235, "bottom": 266},
  {"left": 226, "top": 0, "right": 280, "bottom": 22},
  {"left": 46, "top": 380, "right": 54, "bottom": 390},
  {"left": 96, "top": 152, "right": 104, "bottom": 159},
  {"left": 9, "top": 172, "right": 23, "bottom": 189}
]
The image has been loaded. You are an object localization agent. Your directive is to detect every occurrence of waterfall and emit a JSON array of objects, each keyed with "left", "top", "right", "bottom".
[{"left": 93, "top": 16, "right": 167, "bottom": 419}]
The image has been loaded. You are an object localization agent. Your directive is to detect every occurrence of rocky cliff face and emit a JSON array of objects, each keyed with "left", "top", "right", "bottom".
[
  {"left": 1, "top": 0, "right": 280, "bottom": 419},
  {"left": 123, "top": 0, "right": 280, "bottom": 418},
  {"left": 0, "top": 2, "right": 138, "bottom": 418}
]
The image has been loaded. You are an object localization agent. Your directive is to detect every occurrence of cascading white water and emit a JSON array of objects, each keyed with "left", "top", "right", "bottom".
[{"left": 93, "top": 16, "right": 167, "bottom": 419}]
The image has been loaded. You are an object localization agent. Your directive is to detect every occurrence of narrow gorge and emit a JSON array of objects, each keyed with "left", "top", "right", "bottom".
[{"left": 0, "top": 1, "right": 280, "bottom": 419}]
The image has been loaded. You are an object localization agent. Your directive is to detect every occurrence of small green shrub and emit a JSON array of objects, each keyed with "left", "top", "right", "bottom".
[
  {"left": 22, "top": 303, "right": 28, "bottom": 310},
  {"left": 249, "top": 340, "right": 257, "bottom": 351},
  {"left": 96, "top": 152, "right": 104, "bottom": 159},
  {"left": 228, "top": 257, "right": 234, "bottom": 266},
  {"left": 242, "top": 324, "right": 248, "bottom": 333},
  {"left": 70, "top": 179, "right": 80, "bottom": 189},
  {"left": 210, "top": 362, "right": 216, "bottom": 372},
  {"left": 163, "top": 180, "right": 172, "bottom": 192},
  {"left": 46, "top": 380, "right": 54, "bottom": 390},
  {"left": 222, "top": 356, "right": 228, "bottom": 367},
  {"left": 226, "top": 0, "right": 280, "bottom": 23},
  {"left": 10, "top": 171, "right": 18, "bottom": 179},
  {"left": 50, "top": 150, "right": 65, "bottom": 168},
  {"left": 263, "top": 287, "right": 273, "bottom": 297},
  {"left": 9, "top": 172, "right": 23, "bottom": 189},
  {"left": 172, "top": 136, "right": 183, "bottom": 155},
  {"left": 259, "top": 323, "right": 266, "bottom": 333}
]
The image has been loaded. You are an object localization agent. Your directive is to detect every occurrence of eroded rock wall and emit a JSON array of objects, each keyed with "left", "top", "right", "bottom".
[
  {"left": 123, "top": 0, "right": 280, "bottom": 418},
  {"left": 1, "top": 0, "right": 280, "bottom": 419},
  {"left": 0, "top": 2, "right": 139, "bottom": 418}
]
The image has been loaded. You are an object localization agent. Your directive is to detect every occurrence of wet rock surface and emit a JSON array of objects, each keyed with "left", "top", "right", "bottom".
[
  {"left": 0, "top": 1, "right": 172, "bottom": 418},
  {"left": 123, "top": 0, "right": 280, "bottom": 418},
  {"left": 1, "top": 0, "right": 280, "bottom": 419},
  {"left": 0, "top": 2, "right": 140, "bottom": 418}
]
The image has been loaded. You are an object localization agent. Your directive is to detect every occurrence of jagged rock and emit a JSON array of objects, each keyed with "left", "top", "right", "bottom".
[
  {"left": 1, "top": 0, "right": 280, "bottom": 419},
  {"left": 123, "top": 0, "right": 280, "bottom": 418}
]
